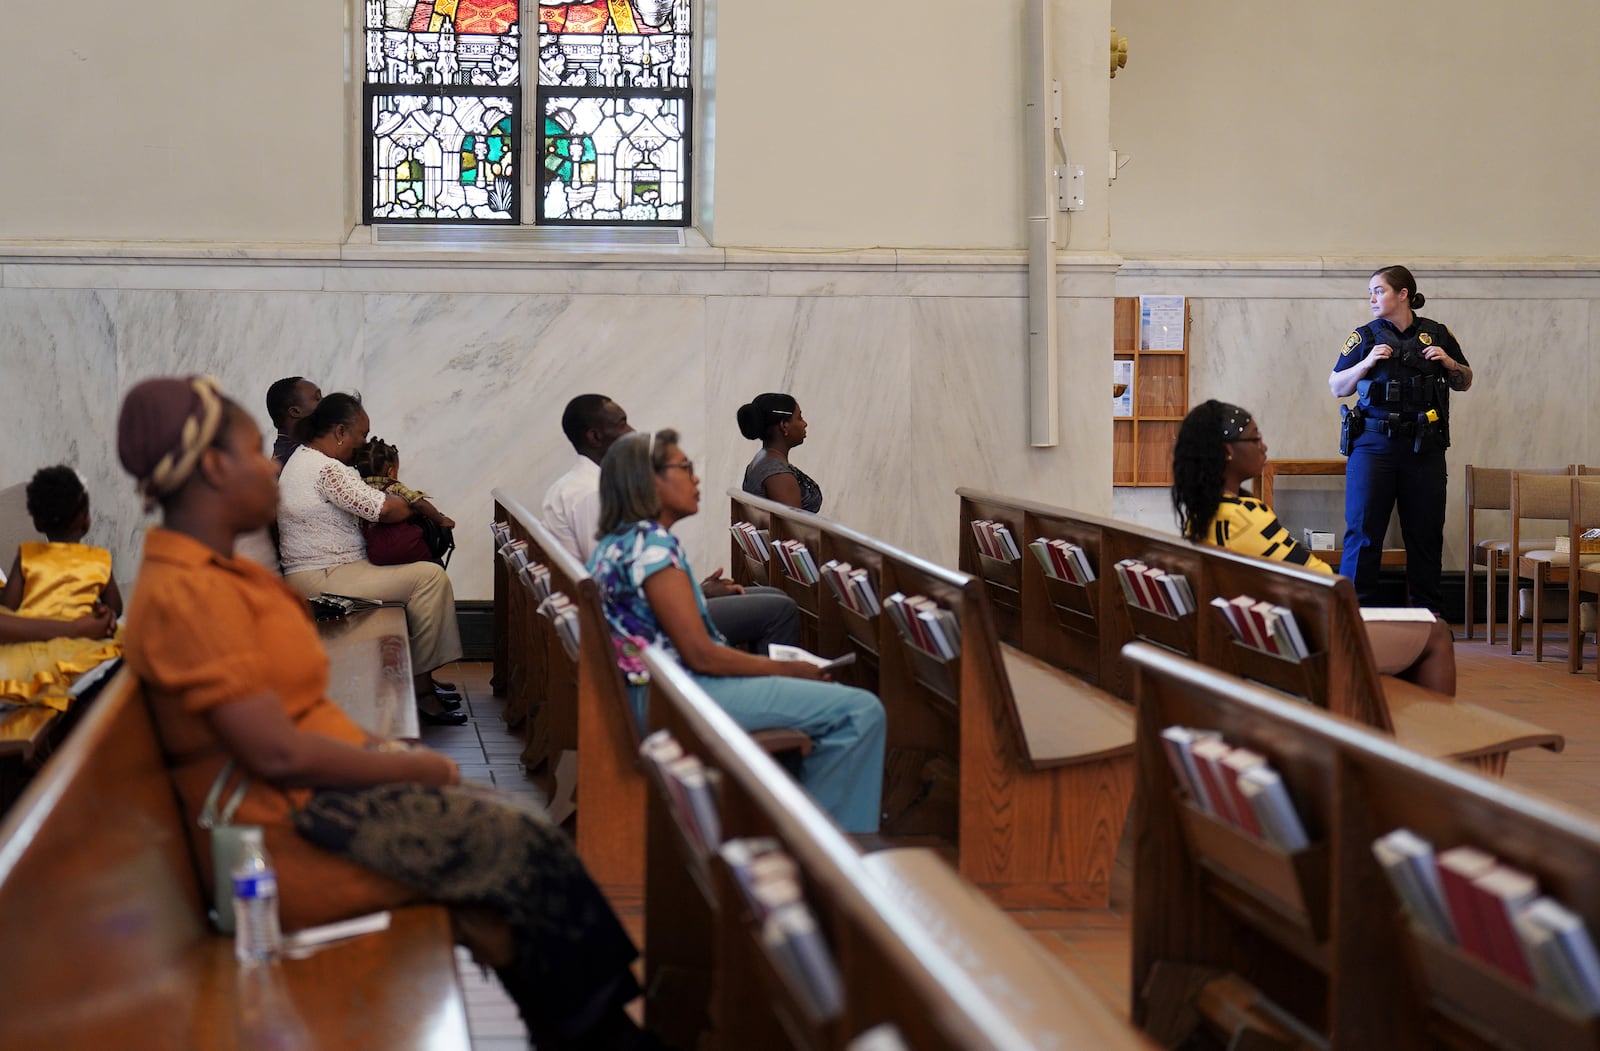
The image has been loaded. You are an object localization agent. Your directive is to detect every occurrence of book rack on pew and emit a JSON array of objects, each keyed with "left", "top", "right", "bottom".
[
  {"left": 732, "top": 489, "right": 1136, "bottom": 909},
  {"left": 492, "top": 491, "right": 647, "bottom": 901},
  {"left": 1127, "top": 641, "right": 1600, "bottom": 1051},
  {"left": 639, "top": 645, "right": 1154, "bottom": 1051},
  {"left": 956, "top": 487, "right": 1564, "bottom": 777}
]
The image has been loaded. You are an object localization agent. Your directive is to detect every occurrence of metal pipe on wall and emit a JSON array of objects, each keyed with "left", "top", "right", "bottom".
[{"left": 1024, "top": 0, "right": 1059, "bottom": 447}]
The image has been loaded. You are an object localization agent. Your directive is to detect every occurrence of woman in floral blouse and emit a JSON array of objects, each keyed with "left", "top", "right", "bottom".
[{"left": 588, "top": 429, "right": 885, "bottom": 833}]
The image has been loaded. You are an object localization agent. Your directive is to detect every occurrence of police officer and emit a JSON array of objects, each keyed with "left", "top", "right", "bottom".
[{"left": 1329, "top": 265, "right": 1473, "bottom": 612}]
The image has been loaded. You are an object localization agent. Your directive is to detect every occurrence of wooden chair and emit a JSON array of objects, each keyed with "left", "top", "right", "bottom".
[
  {"left": 640, "top": 646, "right": 1154, "bottom": 1051},
  {"left": 0, "top": 671, "right": 467, "bottom": 1050},
  {"left": 1565, "top": 478, "right": 1600, "bottom": 673},
  {"left": 1510, "top": 474, "right": 1600, "bottom": 660},
  {"left": 1464, "top": 465, "right": 1569, "bottom": 645}
]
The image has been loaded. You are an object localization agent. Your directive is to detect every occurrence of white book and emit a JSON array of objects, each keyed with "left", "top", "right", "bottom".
[
  {"left": 1270, "top": 604, "right": 1311, "bottom": 659},
  {"left": 1066, "top": 543, "right": 1096, "bottom": 583},
  {"left": 1515, "top": 906, "right": 1596, "bottom": 1014},
  {"left": 1160, "top": 726, "right": 1220, "bottom": 814},
  {"left": 917, "top": 609, "right": 957, "bottom": 659},
  {"left": 847, "top": 1024, "right": 911, "bottom": 1051},
  {"left": 1236, "top": 766, "right": 1308, "bottom": 851},
  {"left": 762, "top": 903, "right": 845, "bottom": 1021},
  {"left": 994, "top": 524, "right": 1022, "bottom": 561},
  {"left": 1360, "top": 607, "right": 1439, "bottom": 624},
  {"left": 1522, "top": 898, "right": 1600, "bottom": 1013},
  {"left": 1372, "top": 829, "right": 1455, "bottom": 942}
]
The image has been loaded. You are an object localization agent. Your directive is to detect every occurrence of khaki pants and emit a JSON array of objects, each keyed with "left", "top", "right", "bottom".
[{"left": 286, "top": 560, "right": 463, "bottom": 674}]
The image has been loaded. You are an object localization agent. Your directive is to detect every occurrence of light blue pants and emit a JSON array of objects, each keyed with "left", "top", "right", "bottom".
[{"left": 631, "top": 675, "right": 886, "bottom": 833}]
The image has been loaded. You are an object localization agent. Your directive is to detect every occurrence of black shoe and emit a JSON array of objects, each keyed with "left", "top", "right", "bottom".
[
  {"left": 434, "top": 685, "right": 463, "bottom": 703},
  {"left": 435, "top": 694, "right": 462, "bottom": 711},
  {"left": 431, "top": 678, "right": 456, "bottom": 692},
  {"left": 418, "top": 706, "right": 469, "bottom": 726}
]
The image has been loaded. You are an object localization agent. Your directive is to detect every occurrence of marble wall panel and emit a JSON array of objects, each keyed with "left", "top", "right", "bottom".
[
  {"left": 704, "top": 295, "right": 914, "bottom": 568},
  {"left": 0, "top": 290, "right": 128, "bottom": 577},
  {"left": 359, "top": 293, "right": 708, "bottom": 600}
]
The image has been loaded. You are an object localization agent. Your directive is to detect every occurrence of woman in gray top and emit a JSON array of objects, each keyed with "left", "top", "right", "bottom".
[{"left": 737, "top": 392, "right": 822, "bottom": 512}]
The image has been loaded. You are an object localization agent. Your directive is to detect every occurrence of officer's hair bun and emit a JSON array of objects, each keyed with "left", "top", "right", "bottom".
[{"left": 1409, "top": 291, "right": 1426, "bottom": 309}]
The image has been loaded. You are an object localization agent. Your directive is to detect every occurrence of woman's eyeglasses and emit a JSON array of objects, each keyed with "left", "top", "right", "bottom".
[
  {"left": 659, "top": 460, "right": 695, "bottom": 474},
  {"left": 1226, "top": 437, "right": 1264, "bottom": 445}
]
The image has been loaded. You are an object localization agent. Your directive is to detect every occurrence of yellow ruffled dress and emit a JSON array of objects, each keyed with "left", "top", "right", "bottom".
[{"left": 0, "top": 542, "right": 122, "bottom": 711}]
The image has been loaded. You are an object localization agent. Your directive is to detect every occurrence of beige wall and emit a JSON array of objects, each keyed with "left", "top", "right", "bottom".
[
  {"left": 1, "top": 1, "right": 1102, "bottom": 251},
  {"left": 1, "top": 0, "right": 351, "bottom": 244},
  {"left": 1108, "top": 0, "right": 1600, "bottom": 258}
]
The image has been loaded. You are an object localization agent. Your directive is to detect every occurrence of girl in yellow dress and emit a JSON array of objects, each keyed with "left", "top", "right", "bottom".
[{"left": 0, "top": 467, "right": 122, "bottom": 710}]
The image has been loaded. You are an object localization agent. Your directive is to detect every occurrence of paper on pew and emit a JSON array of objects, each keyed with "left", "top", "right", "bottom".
[
  {"left": 769, "top": 644, "right": 856, "bottom": 673},
  {"left": 1360, "top": 608, "right": 1438, "bottom": 623},
  {"left": 282, "top": 911, "right": 392, "bottom": 958}
]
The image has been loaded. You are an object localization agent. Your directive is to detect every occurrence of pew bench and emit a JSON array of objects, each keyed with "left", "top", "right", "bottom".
[
  {"left": 316, "top": 604, "right": 418, "bottom": 739},
  {"left": 0, "top": 669, "right": 468, "bottom": 1050},
  {"left": 640, "top": 646, "right": 1154, "bottom": 1051},
  {"left": 957, "top": 487, "right": 1564, "bottom": 777},
  {"left": 732, "top": 489, "right": 1135, "bottom": 909},
  {"left": 1126, "top": 639, "right": 1600, "bottom": 1051}
]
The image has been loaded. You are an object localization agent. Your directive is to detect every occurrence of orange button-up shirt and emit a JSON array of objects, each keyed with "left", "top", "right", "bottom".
[{"left": 123, "top": 528, "right": 413, "bottom": 930}]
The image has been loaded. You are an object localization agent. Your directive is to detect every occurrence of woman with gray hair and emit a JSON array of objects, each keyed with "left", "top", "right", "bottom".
[{"left": 588, "top": 430, "right": 886, "bottom": 832}]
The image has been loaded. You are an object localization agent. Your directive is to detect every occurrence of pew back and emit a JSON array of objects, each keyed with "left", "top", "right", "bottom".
[
  {"left": 641, "top": 647, "right": 1154, "bottom": 1051},
  {"left": 0, "top": 671, "right": 466, "bottom": 1050}
]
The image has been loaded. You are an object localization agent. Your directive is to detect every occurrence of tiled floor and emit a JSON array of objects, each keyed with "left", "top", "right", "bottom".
[{"left": 430, "top": 625, "right": 1600, "bottom": 1046}]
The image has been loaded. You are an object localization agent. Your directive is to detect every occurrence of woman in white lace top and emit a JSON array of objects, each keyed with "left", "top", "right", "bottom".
[{"left": 278, "top": 393, "right": 466, "bottom": 725}]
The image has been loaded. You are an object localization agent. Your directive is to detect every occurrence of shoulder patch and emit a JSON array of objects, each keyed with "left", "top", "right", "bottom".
[{"left": 1344, "top": 331, "right": 1361, "bottom": 352}]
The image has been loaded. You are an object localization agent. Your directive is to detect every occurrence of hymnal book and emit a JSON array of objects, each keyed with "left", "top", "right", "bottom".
[
  {"left": 847, "top": 569, "right": 881, "bottom": 615},
  {"left": 1518, "top": 898, "right": 1600, "bottom": 1014},
  {"left": 731, "top": 522, "right": 771, "bottom": 563},
  {"left": 1370, "top": 829, "right": 1454, "bottom": 942},
  {"left": 665, "top": 754, "right": 722, "bottom": 852},
  {"left": 537, "top": 594, "right": 581, "bottom": 660},
  {"left": 820, "top": 559, "right": 852, "bottom": 608},
  {"left": 762, "top": 902, "right": 846, "bottom": 1022},
  {"left": 1237, "top": 767, "right": 1309, "bottom": 851},
  {"left": 1112, "top": 559, "right": 1142, "bottom": 606},
  {"left": 1153, "top": 571, "right": 1196, "bottom": 616},
  {"left": 772, "top": 539, "right": 819, "bottom": 584},
  {"left": 1472, "top": 864, "right": 1539, "bottom": 986},
  {"left": 1189, "top": 738, "right": 1243, "bottom": 827},
  {"left": 523, "top": 562, "right": 553, "bottom": 603},
  {"left": 1066, "top": 543, "right": 1095, "bottom": 583},
  {"left": 1266, "top": 604, "right": 1311, "bottom": 659},
  {"left": 1217, "top": 748, "right": 1268, "bottom": 839},
  {"left": 1436, "top": 845, "right": 1500, "bottom": 965},
  {"left": 719, "top": 838, "right": 799, "bottom": 919},
  {"left": 639, "top": 728, "right": 683, "bottom": 769},
  {"left": 1224, "top": 595, "right": 1269, "bottom": 650},
  {"left": 1160, "top": 726, "right": 1221, "bottom": 814},
  {"left": 970, "top": 519, "right": 1023, "bottom": 561},
  {"left": 490, "top": 521, "right": 510, "bottom": 546}
]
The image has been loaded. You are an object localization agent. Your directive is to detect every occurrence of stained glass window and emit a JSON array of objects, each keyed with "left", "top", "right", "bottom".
[{"left": 364, "top": 0, "right": 692, "bottom": 226}]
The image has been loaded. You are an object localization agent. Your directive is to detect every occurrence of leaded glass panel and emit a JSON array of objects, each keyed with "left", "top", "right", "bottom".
[
  {"left": 363, "top": 0, "right": 521, "bottom": 223},
  {"left": 535, "top": 0, "right": 691, "bottom": 226}
]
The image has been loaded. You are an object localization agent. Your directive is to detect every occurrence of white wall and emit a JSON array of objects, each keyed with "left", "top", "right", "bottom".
[{"left": 1108, "top": 0, "right": 1600, "bottom": 257}]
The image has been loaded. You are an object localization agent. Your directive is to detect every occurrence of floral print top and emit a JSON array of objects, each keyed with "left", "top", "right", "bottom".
[{"left": 587, "top": 520, "right": 725, "bottom": 684}]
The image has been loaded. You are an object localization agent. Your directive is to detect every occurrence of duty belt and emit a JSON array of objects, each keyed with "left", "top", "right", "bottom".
[{"left": 1364, "top": 408, "right": 1439, "bottom": 452}]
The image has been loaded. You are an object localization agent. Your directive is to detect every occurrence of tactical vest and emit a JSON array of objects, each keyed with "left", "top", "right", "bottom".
[{"left": 1354, "top": 318, "right": 1451, "bottom": 421}]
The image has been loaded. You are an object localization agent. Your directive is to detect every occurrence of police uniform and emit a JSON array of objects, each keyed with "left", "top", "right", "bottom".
[{"left": 1334, "top": 316, "right": 1467, "bottom": 612}]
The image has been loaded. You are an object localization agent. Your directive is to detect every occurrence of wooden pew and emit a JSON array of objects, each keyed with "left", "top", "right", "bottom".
[
  {"left": 1127, "top": 639, "right": 1600, "bottom": 1051},
  {"left": 317, "top": 604, "right": 418, "bottom": 740},
  {"left": 0, "top": 670, "right": 467, "bottom": 1050},
  {"left": 731, "top": 490, "right": 1135, "bottom": 909},
  {"left": 640, "top": 645, "right": 1155, "bottom": 1051},
  {"left": 957, "top": 488, "right": 1565, "bottom": 776},
  {"left": 491, "top": 490, "right": 645, "bottom": 901}
]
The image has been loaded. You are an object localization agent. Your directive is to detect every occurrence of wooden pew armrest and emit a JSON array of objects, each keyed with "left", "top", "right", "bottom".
[
  {"left": 1382, "top": 676, "right": 1565, "bottom": 762},
  {"left": 861, "top": 848, "right": 1155, "bottom": 1049},
  {"left": 999, "top": 644, "right": 1135, "bottom": 768}
]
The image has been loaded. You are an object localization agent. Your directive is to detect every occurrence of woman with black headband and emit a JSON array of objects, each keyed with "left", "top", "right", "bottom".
[
  {"left": 117, "top": 376, "right": 661, "bottom": 1051},
  {"left": 1172, "top": 399, "right": 1457, "bottom": 694},
  {"left": 737, "top": 392, "right": 823, "bottom": 512}
]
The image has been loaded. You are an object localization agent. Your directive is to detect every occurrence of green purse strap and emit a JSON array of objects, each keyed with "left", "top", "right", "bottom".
[{"left": 198, "top": 759, "right": 249, "bottom": 829}]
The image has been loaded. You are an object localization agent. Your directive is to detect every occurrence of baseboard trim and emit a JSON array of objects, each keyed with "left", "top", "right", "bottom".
[{"left": 456, "top": 600, "right": 495, "bottom": 662}]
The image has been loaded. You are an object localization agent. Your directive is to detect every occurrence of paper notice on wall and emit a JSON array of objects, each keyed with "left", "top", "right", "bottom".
[
  {"left": 1140, "top": 295, "right": 1185, "bottom": 351},
  {"left": 1113, "top": 359, "right": 1134, "bottom": 417}
]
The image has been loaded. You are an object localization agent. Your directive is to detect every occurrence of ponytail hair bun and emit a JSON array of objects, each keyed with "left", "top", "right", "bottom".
[
  {"left": 1409, "top": 291, "right": 1426, "bottom": 309},
  {"left": 736, "top": 392, "right": 797, "bottom": 442}
]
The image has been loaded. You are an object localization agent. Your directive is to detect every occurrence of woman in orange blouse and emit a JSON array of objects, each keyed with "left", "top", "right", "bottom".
[{"left": 117, "top": 376, "right": 659, "bottom": 1051}]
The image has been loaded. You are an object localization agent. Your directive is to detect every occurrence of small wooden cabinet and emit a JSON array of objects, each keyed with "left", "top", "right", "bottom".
[{"left": 1113, "top": 297, "right": 1190, "bottom": 487}]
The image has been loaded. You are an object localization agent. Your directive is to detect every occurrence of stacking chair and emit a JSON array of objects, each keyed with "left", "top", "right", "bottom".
[
  {"left": 1567, "top": 478, "right": 1600, "bottom": 673},
  {"left": 1510, "top": 473, "right": 1600, "bottom": 660},
  {"left": 1463, "top": 465, "right": 1570, "bottom": 644}
]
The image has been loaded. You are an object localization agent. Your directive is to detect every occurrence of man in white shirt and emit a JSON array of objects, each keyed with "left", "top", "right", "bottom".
[{"left": 544, "top": 394, "right": 800, "bottom": 651}]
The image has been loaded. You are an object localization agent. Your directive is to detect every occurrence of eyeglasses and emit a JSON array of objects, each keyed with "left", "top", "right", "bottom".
[
  {"left": 659, "top": 460, "right": 695, "bottom": 474},
  {"left": 1226, "top": 437, "right": 1264, "bottom": 445}
]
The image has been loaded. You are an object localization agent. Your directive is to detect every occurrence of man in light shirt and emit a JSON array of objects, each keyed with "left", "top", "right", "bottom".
[{"left": 544, "top": 394, "right": 800, "bottom": 651}]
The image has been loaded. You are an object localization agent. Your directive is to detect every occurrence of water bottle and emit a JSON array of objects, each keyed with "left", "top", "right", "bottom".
[{"left": 232, "top": 828, "right": 282, "bottom": 964}]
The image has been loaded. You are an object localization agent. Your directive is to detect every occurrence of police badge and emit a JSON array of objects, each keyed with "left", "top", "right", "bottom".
[{"left": 1419, "top": 333, "right": 1433, "bottom": 346}]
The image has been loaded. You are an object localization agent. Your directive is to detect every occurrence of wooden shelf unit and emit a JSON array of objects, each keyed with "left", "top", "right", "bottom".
[
  {"left": 1113, "top": 297, "right": 1190, "bottom": 487},
  {"left": 1252, "top": 459, "right": 1407, "bottom": 568}
]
